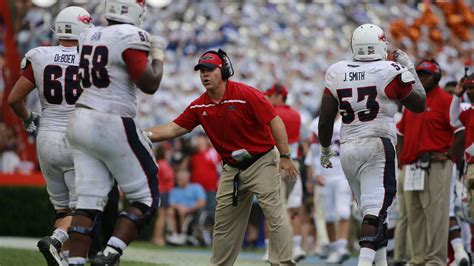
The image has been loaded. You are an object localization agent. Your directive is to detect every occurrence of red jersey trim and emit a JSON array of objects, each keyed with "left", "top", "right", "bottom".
[
  {"left": 21, "top": 63, "right": 35, "bottom": 84},
  {"left": 385, "top": 74, "right": 413, "bottom": 100},
  {"left": 122, "top": 48, "right": 149, "bottom": 81}
]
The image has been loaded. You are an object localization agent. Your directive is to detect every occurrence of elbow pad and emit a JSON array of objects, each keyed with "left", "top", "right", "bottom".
[{"left": 400, "top": 71, "right": 415, "bottom": 84}]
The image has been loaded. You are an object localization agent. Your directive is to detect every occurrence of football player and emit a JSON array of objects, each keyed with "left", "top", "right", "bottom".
[
  {"left": 8, "top": 6, "right": 93, "bottom": 266},
  {"left": 65, "top": 0, "right": 166, "bottom": 265},
  {"left": 318, "top": 23, "right": 426, "bottom": 266}
]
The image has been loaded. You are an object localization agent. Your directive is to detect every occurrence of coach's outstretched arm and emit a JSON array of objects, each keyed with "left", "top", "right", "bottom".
[
  {"left": 147, "top": 122, "right": 189, "bottom": 142},
  {"left": 269, "top": 116, "right": 299, "bottom": 181}
]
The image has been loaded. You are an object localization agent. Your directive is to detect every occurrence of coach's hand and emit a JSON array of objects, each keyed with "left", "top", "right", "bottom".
[
  {"left": 393, "top": 49, "right": 414, "bottom": 69},
  {"left": 320, "top": 146, "right": 334, "bottom": 168},
  {"left": 22, "top": 110, "right": 40, "bottom": 134},
  {"left": 280, "top": 158, "right": 299, "bottom": 183},
  {"left": 150, "top": 35, "right": 167, "bottom": 61}
]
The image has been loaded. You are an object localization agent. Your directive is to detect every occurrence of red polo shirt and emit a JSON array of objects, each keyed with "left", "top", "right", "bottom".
[
  {"left": 274, "top": 104, "right": 301, "bottom": 144},
  {"left": 459, "top": 107, "right": 474, "bottom": 163},
  {"left": 174, "top": 80, "right": 277, "bottom": 163},
  {"left": 190, "top": 147, "right": 220, "bottom": 192},
  {"left": 397, "top": 86, "right": 463, "bottom": 165}
]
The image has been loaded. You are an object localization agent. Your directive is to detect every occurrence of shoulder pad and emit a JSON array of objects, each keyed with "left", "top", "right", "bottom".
[
  {"left": 400, "top": 71, "right": 415, "bottom": 84},
  {"left": 20, "top": 57, "right": 29, "bottom": 70}
]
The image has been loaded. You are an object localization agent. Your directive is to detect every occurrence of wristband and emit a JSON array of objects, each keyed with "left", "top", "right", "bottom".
[
  {"left": 150, "top": 47, "right": 164, "bottom": 61},
  {"left": 280, "top": 153, "right": 291, "bottom": 159}
]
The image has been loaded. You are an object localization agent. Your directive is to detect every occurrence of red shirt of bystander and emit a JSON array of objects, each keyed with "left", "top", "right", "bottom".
[
  {"left": 190, "top": 147, "right": 221, "bottom": 192},
  {"left": 397, "top": 86, "right": 463, "bottom": 165},
  {"left": 174, "top": 80, "right": 277, "bottom": 164},
  {"left": 274, "top": 105, "right": 300, "bottom": 144},
  {"left": 157, "top": 159, "right": 174, "bottom": 193}
]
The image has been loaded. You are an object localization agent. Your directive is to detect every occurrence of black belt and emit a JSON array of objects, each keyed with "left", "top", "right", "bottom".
[{"left": 225, "top": 148, "right": 273, "bottom": 207}]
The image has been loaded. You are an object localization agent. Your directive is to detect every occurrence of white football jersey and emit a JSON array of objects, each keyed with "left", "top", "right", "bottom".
[
  {"left": 325, "top": 60, "right": 412, "bottom": 144},
  {"left": 24, "top": 45, "right": 81, "bottom": 132},
  {"left": 77, "top": 24, "right": 150, "bottom": 118}
]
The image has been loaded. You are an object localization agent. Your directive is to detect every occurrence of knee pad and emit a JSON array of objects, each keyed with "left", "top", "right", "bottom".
[
  {"left": 119, "top": 202, "right": 156, "bottom": 230},
  {"left": 68, "top": 209, "right": 101, "bottom": 236},
  {"left": 359, "top": 215, "right": 388, "bottom": 249}
]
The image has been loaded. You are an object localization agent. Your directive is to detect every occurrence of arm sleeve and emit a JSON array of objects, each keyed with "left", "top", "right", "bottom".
[
  {"left": 122, "top": 49, "right": 149, "bottom": 81},
  {"left": 119, "top": 26, "right": 151, "bottom": 54},
  {"left": 173, "top": 105, "right": 200, "bottom": 131},
  {"left": 384, "top": 74, "right": 414, "bottom": 100},
  {"left": 450, "top": 95, "right": 464, "bottom": 128},
  {"left": 21, "top": 63, "right": 35, "bottom": 84},
  {"left": 248, "top": 88, "right": 277, "bottom": 124}
]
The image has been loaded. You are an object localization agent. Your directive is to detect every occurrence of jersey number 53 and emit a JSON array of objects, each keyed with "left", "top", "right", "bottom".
[{"left": 336, "top": 86, "right": 379, "bottom": 124}]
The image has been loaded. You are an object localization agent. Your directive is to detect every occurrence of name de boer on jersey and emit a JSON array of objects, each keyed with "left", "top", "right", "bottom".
[{"left": 54, "top": 53, "right": 76, "bottom": 64}]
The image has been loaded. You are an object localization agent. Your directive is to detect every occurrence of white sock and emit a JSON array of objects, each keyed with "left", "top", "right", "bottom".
[
  {"left": 358, "top": 247, "right": 376, "bottom": 266},
  {"left": 293, "top": 235, "right": 302, "bottom": 248},
  {"left": 374, "top": 247, "right": 387, "bottom": 266},
  {"left": 68, "top": 257, "right": 86, "bottom": 264},
  {"left": 107, "top": 236, "right": 127, "bottom": 252},
  {"left": 264, "top": 238, "right": 269, "bottom": 248},
  {"left": 451, "top": 238, "right": 467, "bottom": 257},
  {"left": 336, "top": 239, "right": 348, "bottom": 251},
  {"left": 329, "top": 241, "right": 338, "bottom": 252},
  {"left": 51, "top": 229, "right": 68, "bottom": 244}
]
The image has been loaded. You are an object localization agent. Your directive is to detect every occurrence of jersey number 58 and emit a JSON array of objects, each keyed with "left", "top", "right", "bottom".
[{"left": 79, "top": 45, "right": 110, "bottom": 89}]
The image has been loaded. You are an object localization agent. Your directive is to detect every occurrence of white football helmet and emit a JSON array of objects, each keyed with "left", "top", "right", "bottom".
[
  {"left": 104, "top": 0, "right": 146, "bottom": 26},
  {"left": 351, "top": 23, "right": 388, "bottom": 61},
  {"left": 55, "top": 6, "right": 93, "bottom": 40}
]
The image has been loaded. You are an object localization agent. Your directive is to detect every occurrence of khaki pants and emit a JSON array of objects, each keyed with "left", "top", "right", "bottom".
[
  {"left": 405, "top": 161, "right": 452, "bottom": 266},
  {"left": 393, "top": 168, "right": 409, "bottom": 262},
  {"left": 210, "top": 148, "right": 293, "bottom": 266}
]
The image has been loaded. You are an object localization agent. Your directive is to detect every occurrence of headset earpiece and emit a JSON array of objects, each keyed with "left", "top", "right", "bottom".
[{"left": 217, "top": 49, "right": 234, "bottom": 80}]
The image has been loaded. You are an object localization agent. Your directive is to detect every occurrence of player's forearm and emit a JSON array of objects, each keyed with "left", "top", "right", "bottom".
[
  {"left": 8, "top": 100, "right": 30, "bottom": 120},
  {"left": 269, "top": 116, "right": 290, "bottom": 154},
  {"left": 449, "top": 96, "right": 463, "bottom": 128},
  {"left": 407, "top": 67, "right": 426, "bottom": 99},
  {"left": 318, "top": 94, "right": 338, "bottom": 147},
  {"left": 449, "top": 130, "right": 465, "bottom": 164}
]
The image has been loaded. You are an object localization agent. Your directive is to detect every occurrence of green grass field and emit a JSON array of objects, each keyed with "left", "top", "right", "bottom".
[
  {"left": 0, "top": 238, "right": 272, "bottom": 266},
  {"left": 0, "top": 247, "right": 162, "bottom": 266},
  {"left": 0, "top": 237, "right": 357, "bottom": 265}
]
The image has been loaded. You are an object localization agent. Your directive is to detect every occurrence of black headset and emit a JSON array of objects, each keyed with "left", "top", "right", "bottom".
[
  {"left": 200, "top": 49, "right": 234, "bottom": 80},
  {"left": 417, "top": 59, "right": 442, "bottom": 84}
]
